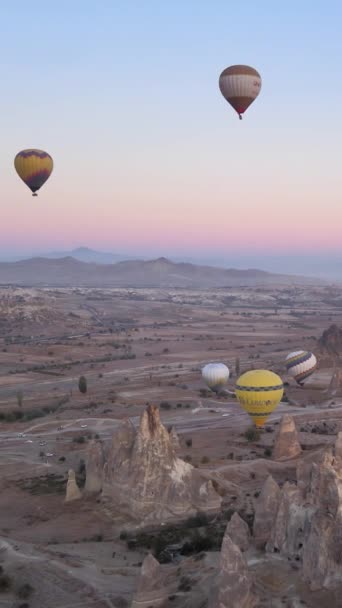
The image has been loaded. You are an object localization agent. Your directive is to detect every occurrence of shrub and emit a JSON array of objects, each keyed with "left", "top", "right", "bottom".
[
  {"left": 184, "top": 455, "right": 192, "bottom": 463},
  {"left": 17, "top": 583, "right": 34, "bottom": 599},
  {"left": 201, "top": 456, "right": 210, "bottom": 464},
  {"left": 244, "top": 427, "right": 260, "bottom": 442},
  {"left": 16, "top": 389, "right": 24, "bottom": 407},
  {"left": 112, "top": 597, "right": 128, "bottom": 608},
  {"left": 178, "top": 576, "right": 192, "bottom": 592},
  {"left": 185, "top": 438, "right": 192, "bottom": 447},
  {"left": 0, "top": 574, "right": 11, "bottom": 591},
  {"left": 264, "top": 447, "right": 272, "bottom": 458},
  {"left": 160, "top": 401, "right": 171, "bottom": 410},
  {"left": 78, "top": 375, "right": 87, "bottom": 394},
  {"left": 73, "top": 436, "right": 86, "bottom": 444}
]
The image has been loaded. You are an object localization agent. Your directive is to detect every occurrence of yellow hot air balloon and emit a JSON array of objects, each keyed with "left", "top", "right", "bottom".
[
  {"left": 219, "top": 65, "right": 262, "bottom": 120},
  {"left": 14, "top": 149, "right": 53, "bottom": 196},
  {"left": 235, "top": 369, "right": 283, "bottom": 427}
]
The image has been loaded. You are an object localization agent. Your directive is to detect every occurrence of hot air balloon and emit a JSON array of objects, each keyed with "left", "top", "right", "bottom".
[
  {"left": 285, "top": 351, "right": 317, "bottom": 386},
  {"left": 219, "top": 65, "right": 262, "bottom": 120},
  {"left": 14, "top": 149, "right": 53, "bottom": 196},
  {"left": 202, "top": 363, "right": 229, "bottom": 393},
  {"left": 235, "top": 369, "right": 283, "bottom": 427}
]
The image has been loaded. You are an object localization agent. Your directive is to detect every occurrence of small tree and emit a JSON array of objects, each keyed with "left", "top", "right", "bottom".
[
  {"left": 235, "top": 357, "right": 240, "bottom": 377},
  {"left": 78, "top": 376, "right": 87, "bottom": 394},
  {"left": 16, "top": 390, "right": 24, "bottom": 408},
  {"left": 244, "top": 426, "right": 260, "bottom": 442}
]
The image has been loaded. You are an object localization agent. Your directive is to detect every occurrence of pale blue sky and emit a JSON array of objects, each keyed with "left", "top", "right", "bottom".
[{"left": 1, "top": 1, "right": 342, "bottom": 276}]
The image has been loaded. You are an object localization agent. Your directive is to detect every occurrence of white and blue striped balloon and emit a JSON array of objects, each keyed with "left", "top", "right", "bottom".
[{"left": 285, "top": 350, "right": 317, "bottom": 385}]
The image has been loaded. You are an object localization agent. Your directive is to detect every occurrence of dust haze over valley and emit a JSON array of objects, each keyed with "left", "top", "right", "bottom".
[{"left": 2, "top": 270, "right": 342, "bottom": 607}]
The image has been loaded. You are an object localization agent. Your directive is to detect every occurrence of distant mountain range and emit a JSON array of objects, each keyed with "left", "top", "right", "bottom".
[
  {"left": 0, "top": 255, "right": 324, "bottom": 288},
  {"left": 40, "top": 246, "right": 141, "bottom": 265},
  {"left": 0, "top": 247, "right": 341, "bottom": 280}
]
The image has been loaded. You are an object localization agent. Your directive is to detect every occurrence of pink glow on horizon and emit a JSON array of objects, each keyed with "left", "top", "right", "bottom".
[{"left": 3, "top": 188, "right": 342, "bottom": 254}]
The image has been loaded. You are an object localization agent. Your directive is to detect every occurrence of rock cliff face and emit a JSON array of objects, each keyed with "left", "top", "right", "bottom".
[
  {"left": 319, "top": 324, "right": 342, "bottom": 356},
  {"left": 266, "top": 437, "right": 342, "bottom": 590},
  {"left": 253, "top": 475, "right": 281, "bottom": 549},
  {"left": 86, "top": 404, "right": 221, "bottom": 523},
  {"left": 210, "top": 525, "right": 256, "bottom": 608},
  {"left": 328, "top": 368, "right": 342, "bottom": 396},
  {"left": 226, "top": 512, "right": 250, "bottom": 552},
  {"left": 273, "top": 414, "right": 302, "bottom": 461},
  {"left": 131, "top": 554, "right": 168, "bottom": 608},
  {"left": 84, "top": 439, "right": 105, "bottom": 494}
]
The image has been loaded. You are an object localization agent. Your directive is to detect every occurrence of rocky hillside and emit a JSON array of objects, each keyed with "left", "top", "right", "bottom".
[
  {"left": 0, "top": 256, "right": 321, "bottom": 287},
  {"left": 319, "top": 324, "right": 342, "bottom": 356},
  {"left": 86, "top": 404, "right": 222, "bottom": 523}
]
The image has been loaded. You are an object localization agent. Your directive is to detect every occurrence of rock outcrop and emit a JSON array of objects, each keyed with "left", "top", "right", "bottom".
[
  {"left": 99, "top": 405, "right": 221, "bottom": 523},
  {"left": 169, "top": 426, "right": 180, "bottom": 452},
  {"left": 226, "top": 512, "right": 250, "bottom": 552},
  {"left": 65, "top": 469, "right": 82, "bottom": 502},
  {"left": 85, "top": 439, "right": 105, "bottom": 493},
  {"left": 328, "top": 368, "right": 342, "bottom": 396},
  {"left": 273, "top": 414, "right": 301, "bottom": 461},
  {"left": 210, "top": 526, "right": 256, "bottom": 608},
  {"left": 335, "top": 432, "right": 342, "bottom": 464},
  {"left": 253, "top": 475, "right": 281, "bottom": 549},
  {"left": 131, "top": 554, "right": 168, "bottom": 608},
  {"left": 266, "top": 438, "right": 342, "bottom": 590},
  {"left": 319, "top": 324, "right": 342, "bottom": 356}
]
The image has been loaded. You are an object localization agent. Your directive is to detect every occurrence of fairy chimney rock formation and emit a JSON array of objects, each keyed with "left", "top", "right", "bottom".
[
  {"left": 169, "top": 426, "right": 180, "bottom": 451},
  {"left": 226, "top": 512, "right": 251, "bottom": 552},
  {"left": 131, "top": 554, "right": 164, "bottom": 608},
  {"left": 253, "top": 475, "right": 281, "bottom": 549},
  {"left": 267, "top": 447, "right": 342, "bottom": 591},
  {"left": 85, "top": 439, "right": 105, "bottom": 493},
  {"left": 273, "top": 414, "right": 302, "bottom": 461},
  {"left": 65, "top": 469, "right": 82, "bottom": 502},
  {"left": 210, "top": 527, "right": 256, "bottom": 608},
  {"left": 335, "top": 432, "right": 342, "bottom": 464},
  {"left": 328, "top": 369, "right": 342, "bottom": 396},
  {"left": 319, "top": 324, "right": 342, "bottom": 356},
  {"left": 101, "top": 404, "right": 222, "bottom": 522}
]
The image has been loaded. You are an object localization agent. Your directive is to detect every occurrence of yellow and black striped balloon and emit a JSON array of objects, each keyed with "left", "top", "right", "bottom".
[
  {"left": 14, "top": 149, "right": 53, "bottom": 196},
  {"left": 235, "top": 369, "right": 284, "bottom": 427}
]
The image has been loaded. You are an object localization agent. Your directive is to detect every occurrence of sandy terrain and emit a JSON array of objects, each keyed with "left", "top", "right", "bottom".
[{"left": 1, "top": 284, "right": 342, "bottom": 607}]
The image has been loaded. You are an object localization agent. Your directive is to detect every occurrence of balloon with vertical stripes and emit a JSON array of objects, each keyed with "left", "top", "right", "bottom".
[{"left": 285, "top": 351, "right": 317, "bottom": 386}]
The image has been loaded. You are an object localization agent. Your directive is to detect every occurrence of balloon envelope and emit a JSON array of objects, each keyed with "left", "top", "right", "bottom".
[
  {"left": 219, "top": 65, "right": 262, "bottom": 119},
  {"left": 202, "top": 363, "right": 229, "bottom": 392},
  {"left": 235, "top": 369, "right": 283, "bottom": 427},
  {"left": 285, "top": 351, "right": 317, "bottom": 385},
  {"left": 14, "top": 149, "right": 53, "bottom": 195}
]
